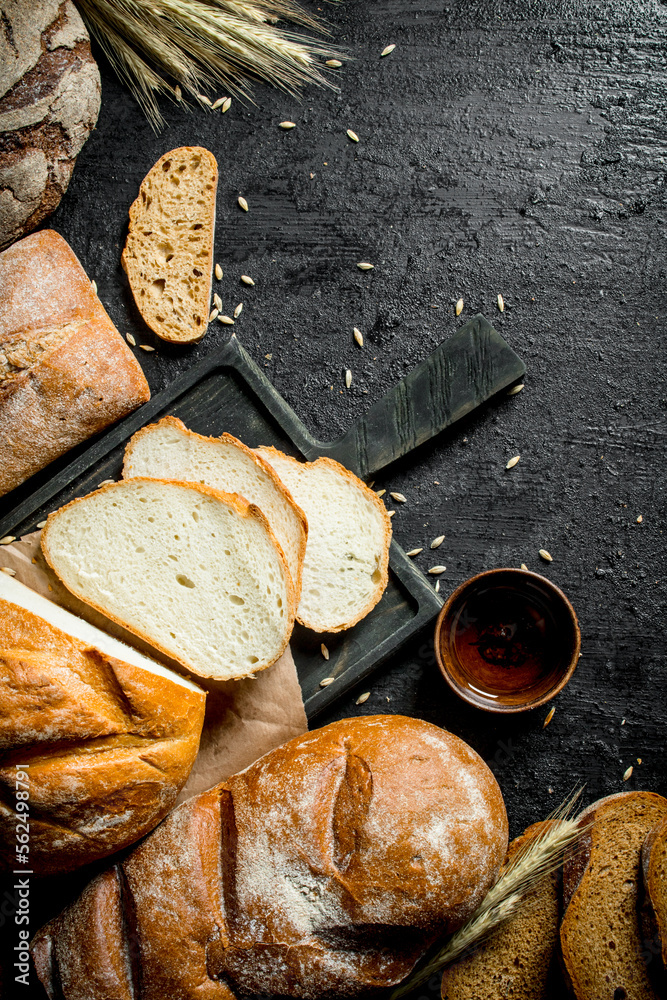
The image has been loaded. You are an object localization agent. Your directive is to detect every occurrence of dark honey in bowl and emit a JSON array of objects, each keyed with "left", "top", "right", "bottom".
[{"left": 436, "top": 569, "right": 580, "bottom": 712}]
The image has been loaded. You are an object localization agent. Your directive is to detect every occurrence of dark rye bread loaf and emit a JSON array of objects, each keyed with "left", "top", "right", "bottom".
[
  {"left": 31, "top": 715, "right": 509, "bottom": 1000},
  {"left": 0, "top": 1, "right": 101, "bottom": 250},
  {"left": 642, "top": 817, "right": 667, "bottom": 982},
  {"left": 560, "top": 791, "right": 667, "bottom": 1000},
  {"left": 441, "top": 821, "right": 563, "bottom": 999}
]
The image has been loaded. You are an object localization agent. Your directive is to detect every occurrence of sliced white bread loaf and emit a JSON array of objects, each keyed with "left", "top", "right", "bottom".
[
  {"left": 0, "top": 572, "right": 203, "bottom": 695},
  {"left": 254, "top": 447, "right": 391, "bottom": 632},
  {"left": 121, "top": 147, "right": 218, "bottom": 343},
  {"left": 122, "top": 416, "right": 307, "bottom": 601},
  {"left": 41, "top": 478, "right": 295, "bottom": 681}
]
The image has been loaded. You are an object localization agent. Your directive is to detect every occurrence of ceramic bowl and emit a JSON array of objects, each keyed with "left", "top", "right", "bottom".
[{"left": 434, "top": 568, "right": 580, "bottom": 713}]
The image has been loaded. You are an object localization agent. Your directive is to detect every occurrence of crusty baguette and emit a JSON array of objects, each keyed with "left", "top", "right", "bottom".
[
  {"left": 642, "top": 817, "right": 667, "bottom": 981},
  {"left": 41, "top": 478, "right": 295, "bottom": 681},
  {"left": 441, "top": 821, "right": 563, "bottom": 999},
  {"left": 254, "top": 447, "right": 391, "bottom": 632},
  {"left": 31, "top": 715, "right": 508, "bottom": 1000},
  {"left": 0, "top": 230, "right": 150, "bottom": 497},
  {"left": 0, "top": 573, "right": 205, "bottom": 876},
  {"left": 121, "top": 147, "right": 218, "bottom": 343},
  {"left": 560, "top": 791, "right": 667, "bottom": 1000},
  {"left": 123, "top": 415, "right": 308, "bottom": 601}
]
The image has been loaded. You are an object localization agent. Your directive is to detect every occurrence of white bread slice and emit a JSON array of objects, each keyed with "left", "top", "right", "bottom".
[
  {"left": 122, "top": 416, "right": 307, "bottom": 602},
  {"left": 121, "top": 147, "right": 218, "bottom": 343},
  {"left": 41, "top": 479, "right": 295, "bottom": 681},
  {"left": 254, "top": 447, "right": 391, "bottom": 632},
  {"left": 0, "top": 572, "right": 201, "bottom": 694}
]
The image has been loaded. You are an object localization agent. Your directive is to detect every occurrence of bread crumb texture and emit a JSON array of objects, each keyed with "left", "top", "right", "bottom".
[
  {"left": 560, "top": 791, "right": 667, "bottom": 1000},
  {"left": 31, "top": 716, "right": 508, "bottom": 999},
  {"left": 441, "top": 821, "right": 561, "bottom": 999},
  {"left": 123, "top": 416, "right": 308, "bottom": 602},
  {"left": 41, "top": 478, "right": 295, "bottom": 680},
  {"left": 255, "top": 448, "right": 391, "bottom": 632},
  {"left": 122, "top": 147, "right": 218, "bottom": 343}
]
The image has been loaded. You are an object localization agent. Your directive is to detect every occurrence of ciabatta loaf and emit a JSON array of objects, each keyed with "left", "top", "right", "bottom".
[
  {"left": 121, "top": 147, "right": 218, "bottom": 343},
  {"left": 32, "top": 715, "right": 508, "bottom": 1000},
  {"left": 123, "top": 416, "right": 307, "bottom": 601},
  {"left": 255, "top": 447, "right": 391, "bottom": 632},
  {"left": 560, "top": 791, "right": 667, "bottom": 1000},
  {"left": 41, "top": 479, "right": 295, "bottom": 681},
  {"left": 0, "top": 230, "right": 150, "bottom": 497},
  {"left": 441, "top": 821, "right": 562, "bottom": 999},
  {"left": 0, "top": 573, "right": 205, "bottom": 876}
]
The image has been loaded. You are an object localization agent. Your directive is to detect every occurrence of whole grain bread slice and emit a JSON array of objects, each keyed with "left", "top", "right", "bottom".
[
  {"left": 560, "top": 791, "right": 667, "bottom": 1000},
  {"left": 642, "top": 817, "right": 667, "bottom": 983},
  {"left": 41, "top": 478, "right": 295, "bottom": 681},
  {"left": 254, "top": 447, "right": 391, "bottom": 632},
  {"left": 122, "top": 416, "right": 307, "bottom": 602},
  {"left": 441, "top": 821, "right": 562, "bottom": 1000},
  {"left": 121, "top": 147, "right": 218, "bottom": 343}
]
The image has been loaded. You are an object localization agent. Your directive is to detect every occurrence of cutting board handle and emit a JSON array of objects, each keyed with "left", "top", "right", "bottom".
[{"left": 326, "top": 314, "right": 525, "bottom": 478}]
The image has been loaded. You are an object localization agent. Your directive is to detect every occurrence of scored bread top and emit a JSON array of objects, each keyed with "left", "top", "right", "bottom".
[
  {"left": 122, "top": 415, "right": 308, "bottom": 602},
  {"left": 31, "top": 715, "right": 509, "bottom": 1000},
  {"left": 121, "top": 147, "right": 218, "bottom": 343},
  {"left": 560, "top": 791, "right": 667, "bottom": 1000},
  {"left": 41, "top": 478, "right": 296, "bottom": 681},
  {"left": 0, "top": 573, "right": 205, "bottom": 876},
  {"left": 255, "top": 447, "right": 391, "bottom": 633}
]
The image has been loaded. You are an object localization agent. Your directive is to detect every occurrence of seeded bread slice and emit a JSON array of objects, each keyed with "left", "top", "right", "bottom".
[
  {"left": 642, "top": 817, "right": 667, "bottom": 979},
  {"left": 41, "top": 478, "right": 295, "bottom": 681},
  {"left": 254, "top": 447, "right": 391, "bottom": 632},
  {"left": 121, "top": 147, "right": 218, "bottom": 343},
  {"left": 441, "top": 821, "right": 562, "bottom": 999},
  {"left": 560, "top": 791, "right": 667, "bottom": 1000},
  {"left": 122, "top": 416, "right": 307, "bottom": 602}
]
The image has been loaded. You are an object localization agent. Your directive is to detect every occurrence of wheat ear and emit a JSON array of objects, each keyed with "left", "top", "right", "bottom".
[
  {"left": 390, "top": 789, "right": 588, "bottom": 999},
  {"left": 74, "top": 0, "right": 344, "bottom": 130}
]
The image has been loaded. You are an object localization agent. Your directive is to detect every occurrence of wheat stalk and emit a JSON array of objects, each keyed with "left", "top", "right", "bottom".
[
  {"left": 74, "top": 0, "right": 343, "bottom": 130},
  {"left": 389, "top": 790, "right": 588, "bottom": 999}
]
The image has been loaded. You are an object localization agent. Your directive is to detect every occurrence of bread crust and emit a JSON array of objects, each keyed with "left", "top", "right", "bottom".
[
  {"left": 122, "top": 415, "right": 309, "bottom": 602},
  {"left": 41, "top": 477, "right": 297, "bottom": 680},
  {"left": 255, "top": 446, "right": 392, "bottom": 632},
  {"left": 0, "top": 230, "right": 150, "bottom": 497},
  {"left": 31, "top": 715, "right": 508, "bottom": 1000},
  {"left": 441, "top": 820, "right": 562, "bottom": 999},
  {"left": 559, "top": 791, "right": 667, "bottom": 1000},
  {"left": 0, "top": 591, "right": 206, "bottom": 876},
  {"left": 642, "top": 817, "right": 667, "bottom": 972},
  {"left": 121, "top": 147, "right": 218, "bottom": 343}
]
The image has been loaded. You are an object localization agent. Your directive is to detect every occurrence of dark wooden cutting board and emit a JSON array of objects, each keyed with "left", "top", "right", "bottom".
[{"left": 0, "top": 314, "right": 524, "bottom": 717}]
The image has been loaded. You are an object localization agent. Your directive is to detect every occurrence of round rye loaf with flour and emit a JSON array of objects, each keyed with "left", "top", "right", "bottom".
[
  {"left": 0, "top": 0, "right": 101, "bottom": 250},
  {"left": 31, "top": 715, "right": 509, "bottom": 999}
]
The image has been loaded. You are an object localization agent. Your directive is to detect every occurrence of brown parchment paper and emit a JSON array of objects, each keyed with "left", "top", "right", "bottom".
[{"left": 1, "top": 533, "right": 308, "bottom": 802}]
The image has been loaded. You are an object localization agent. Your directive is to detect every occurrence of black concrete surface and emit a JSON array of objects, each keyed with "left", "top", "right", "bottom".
[{"left": 3, "top": 0, "right": 667, "bottom": 995}]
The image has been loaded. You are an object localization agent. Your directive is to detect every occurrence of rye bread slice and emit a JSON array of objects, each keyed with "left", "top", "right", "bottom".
[
  {"left": 441, "top": 821, "right": 562, "bottom": 999},
  {"left": 560, "top": 791, "right": 667, "bottom": 1000},
  {"left": 121, "top": 147, "right": 218, "bottom": 343},
  {"left": 642, "top": 817, "right": 667, "bottom": 983}
]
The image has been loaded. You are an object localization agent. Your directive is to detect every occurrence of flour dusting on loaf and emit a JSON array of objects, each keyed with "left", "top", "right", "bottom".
[{"left": 32, "top": 715, "right": 508, "bottom": 999}]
